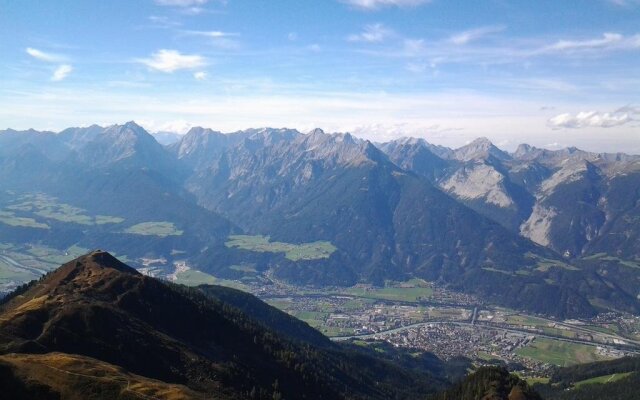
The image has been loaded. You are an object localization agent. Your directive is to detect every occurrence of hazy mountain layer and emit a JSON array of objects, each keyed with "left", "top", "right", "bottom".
[{"left": 1, "top": 123, "right": 639, "bottom": 317}]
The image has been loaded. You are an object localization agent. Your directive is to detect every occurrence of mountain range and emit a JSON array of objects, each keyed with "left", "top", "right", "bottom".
[{"left": 1, "top": 123, "right": 640, "bottom": 318}]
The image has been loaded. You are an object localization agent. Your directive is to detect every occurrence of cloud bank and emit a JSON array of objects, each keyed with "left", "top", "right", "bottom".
[{"left": 548, "top": 108, "right": 638, "bottom": 129}]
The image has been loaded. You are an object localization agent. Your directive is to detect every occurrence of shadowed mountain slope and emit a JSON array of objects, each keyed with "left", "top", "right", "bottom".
[{"left": 0, "top": 251, "right": 448, "bottom": 399}]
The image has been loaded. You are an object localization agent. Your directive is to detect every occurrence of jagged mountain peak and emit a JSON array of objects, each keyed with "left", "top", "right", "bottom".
[
  {"left": 512, "top": 143, "right": 640, "bottom": 171},
  {"left": 396, "top": 136, "right": 427, "bottom": 146},
  {"left": 468, "top": 136, "right": 494, "bottom": 147},
  {"left": 378, "top": 137, "right": 449, "bottom": 181},
  {"left": 171, "top": 126, "right": 251, "bottom": 166},
  {"left": 454, "top": 137, "right": 511, "bottom": 162},
  {"left": 307, "top": 127, "right": 325, "bottom": 136},
  {"left": 0, "top": 128, "right": 56, "bottom": 136},
  {"left": 539, "top": 158, "right": 600, "bottom": 195},
  {"left": 244, "top": 127, "right": 301, "bottom": 145},
  {"left": 93, "top": 122, "right": 160, "bottom": 151},
  {"left": 513, "top": 143, "right": 536, "bottom": 158},
  {"left": 57, "top": 122, "right": 182, "bottom": 173},
  {"left": 104, "top": 121, "right": 151, "bottom": 137},
  {"left": 301, "top": 128, "right": 360, "bottom": 147},
  {"left": 176, "top": 127, "right": 225, "bottom": 153},
  {"left": 184, "top": 126, "right": 223, "bottom": 137},
  {"left": 380, "top": 136, "right": 456, "bottom": 159},
  {"left": 291, "top": 128, "right": 381, "bottom": 167}
]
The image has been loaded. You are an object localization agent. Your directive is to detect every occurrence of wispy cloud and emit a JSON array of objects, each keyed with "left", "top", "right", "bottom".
[
  {"left": 348, "top": 23, "right": 394, "bottom": 43},
  {"left": 402, "top": 38, "right": 426, "bottom": 56},
  {"left": 540, "top": 32, "right": 640, "bottom": 53},
  {"left": 548, "top": 107, "right": 638, "bottom": 129},
  {"left": 52, "top": 65, "right": 73, "bottom": 81},
  {"left": 493, "top": 78, "right": 579, "bottom": 93},
  {"left": 352, "top": 122, "right": 463, "bottom": 141},
  {"left": 154, "top": 0, "right": 225, "bottom": 15},
  {"left": 138, "top": 119, "right": 195, "bottom": 134},
  {"left": 179, "top": 29, "right": 240, "bottom": 48},
  {"left": 147, "top": 15, "right": 182, "bottom": 29},
  {"left": 25, "top": 47, "right": 65, "bottom": 63},
  {"left": 449, "top": 26, "right": 505, "bottom": 45},
  {"left": 341, "top": 0, "right": 431, "bottom": 10},
  {"left": 607, "top": 0, "right": 640, "bottom": 6},
  {"left": 194, "top": 71, "right": 207, "bottom": 80},
  {"left": 137, "top": 49, "right": 206, "bottom": 73},
  {"left": 357, "top": 30, "right": 640, "bottom": 69},
  {"left": 405, "top": 62, "right": 429, "bottom": 73},
  {"left": 155, "top": 0, "right": 208, "bottom": 6},
  {"left": 182, "top": 30, "right": 236, "bottom": 38},
  {"left": 26, "top": 47, "right": 73, "bottom": 81}
]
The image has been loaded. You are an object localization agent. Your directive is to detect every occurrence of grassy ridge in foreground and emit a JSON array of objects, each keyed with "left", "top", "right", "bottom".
[{"left": 0, "top": 352, "right": 207, "bottom": 400}]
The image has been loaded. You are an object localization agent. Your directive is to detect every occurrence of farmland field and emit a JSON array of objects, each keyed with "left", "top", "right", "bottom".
[
  {"left": 573, "top": 372, "right": 633, "bottom": 388},
  {"left": 0, "top": 210, "right": 49, "bottom": 229},
  {"left": 173, "top": 267, "right": 247, "bottom": 290},
  {"left": 515, "top": 338, "right": 610, "bottom": 366},
  {"left": 0, "top": 193, "right": 124, "bottom": 228},
  {"left": 343, "top": 280, "right": 433, "bottom": 302},
  {"left": 124, "top": 221, "right": 183, "bottom": 237},
  {"left": 225, "top": 235, "right": 336, "bottom": 261}
]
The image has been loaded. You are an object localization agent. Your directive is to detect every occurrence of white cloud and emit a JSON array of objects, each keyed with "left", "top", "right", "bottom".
[
  {"left": 138, "top": 119, "right": 194, "bottom": 134},
  {"left": 615, "top": 105, "right": 640, "bottom": 114},
  {"left": 194, "top": 71, "right": 207, "bottom": 80},
  {"left": 496, "top": 78, "right": 579, "bottom": 93},
  {"left": 406, "top": 62, "right": 427, "bottom": 73},
  {"left": 180, "top": 30, "right": 240, "bottom": 49},
  {"left": 138, "top": 49, "right": 206, "bottom": 73},
  {"left": 548, "top": 109, "right": 637, "bottom": 129},
  {"left": 348, "top": 23, "right": 394, "bottom": 43},
  {"left": 309, "top": 44, "right": 321, "bottom": 52},
  {"left": 541, "top": 32, "right": 640, "bottom": 53},
  {"left": 25, "top": 47, "right": 64, "bottom": 63},
  {"left": 147, "top": 15, "right": 181, "bottom": 28},
  {"left": 352, "top": 123, "right": 463, "bottom": 141},
  {"left": 608, "top": 0, "right": 640, "bottom": 6},
  {"left": 154, "top": 0, "right": 224, "bottom": 15},
  {"left": 182, "top": 30, "right": 236, "bottom": 38},
  {"left": 155, "top": 0, "right": 208, "bottom": 6},
  {"left": 341, "top": 0, "right": 430, "bottom": 10},
  {"left": 52, "top": 65, "right": 73, "bottom": 81},
  {"left": 402, "top": 38, "right": 426, "bottom": 56},
  {"left": 449, "top": 26, "right": 505, "bottom": 45}
]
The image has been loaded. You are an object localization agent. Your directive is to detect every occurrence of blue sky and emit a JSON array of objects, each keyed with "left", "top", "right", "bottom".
[{"left": 1, "top": 0, "right": 639, "bottom": 152}]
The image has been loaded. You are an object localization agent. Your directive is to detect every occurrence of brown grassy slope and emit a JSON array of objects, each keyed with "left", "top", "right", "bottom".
[{"left": 0, "top": 352, "right": 210, "bottom": 400}]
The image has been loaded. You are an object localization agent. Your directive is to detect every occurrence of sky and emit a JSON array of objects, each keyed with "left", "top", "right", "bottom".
[{"left": 0, "top": 0, "right": 639, "bottom": 152}]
